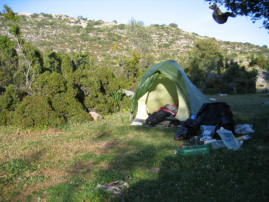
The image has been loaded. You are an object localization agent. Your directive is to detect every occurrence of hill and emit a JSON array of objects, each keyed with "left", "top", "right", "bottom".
[{"left": 0, "top": 12, "right": 267, "bottom": 67}]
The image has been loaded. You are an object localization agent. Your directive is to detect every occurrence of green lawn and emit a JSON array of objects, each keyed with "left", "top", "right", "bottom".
[{"left": 0, "top": 94, "right": 269, "bottom": 201}]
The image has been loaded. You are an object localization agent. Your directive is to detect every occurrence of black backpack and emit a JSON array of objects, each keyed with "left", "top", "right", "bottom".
[
  {"left": 146, "top": 110, "right": 171, "bottom": 126},
  {"left": 174, "top": 102, "right": 235, "bottom": 141}
]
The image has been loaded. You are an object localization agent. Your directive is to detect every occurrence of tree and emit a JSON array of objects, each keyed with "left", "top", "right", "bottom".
[
  {"left": 20, "top": 42, "right": 43, "bottom": 89},
  {"left": 205, "top": 0, "right": 269, "bottom": 31},
  {"left": 0, "top": 35, "right": 18, "bottom": 86},
  {"left": 127, "top": 18, "right": 154, "bottom": 57},
  {"left": 3, "top": 5, "right": 43, "bottom": 89},
  {"left": 169, "top": 23, "right": 178, "bottom": 28},
  {"left": 187, "top": 38, "right": 224, "bottom": 74},
  {"left": 43, "top": 48, "right": 61, "bottom": 73}
]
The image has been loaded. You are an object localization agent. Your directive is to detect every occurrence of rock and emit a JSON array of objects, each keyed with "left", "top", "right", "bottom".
[
  {"left": 122, "top": 89, "right": 135, "bottom": 98},
  {"left": 89, "top": 112, "right": 103, "bottom": 121},
  {"left": 257, "top": 71, "right": 269, "bottom": 85},
  {"left": 97, "top": 180, "right": 129, "bottom": 195},
  {"left": 209, "top": 98, "right": 217, "bottom": 102}
]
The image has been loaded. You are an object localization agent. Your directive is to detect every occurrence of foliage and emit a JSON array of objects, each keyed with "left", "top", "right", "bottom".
[
  {"left": 249, "top": 55, "right": 269, "bottom": 70},
  {"left": 222, "top": 61, "right": 258, "bottom": 94},
  {"left": 82, "top": 66, "right": 122, "bottom": 114},
  {"left": 123, "top": 51, "right": 141, "bottom": 80},
  {"left": 3, "top": 5, "right": 44, "bottom": 89},
  {"left": 60, "top": 53, "right": 74, "bottom": 77},
  {"left": 0, "top": 84, "right": 20, "bottom": 125},
  {"left": 187, "top": 38, "right": 224, "bottom": 74},
  {"left": 0, "top": 84, "right": 20, "bottom": 110},
  {"left": 13, "top": 95, "right": 66, "bottom": 129},
  {"left": 20, "top": 42, "right": 44, "bottom": 88},
  {"left": 3, "top": 4, "right": 20, "bottom": 22},
  {"left": 43, "top": 48, "right": 61, "bottom": 73},
  {"left": 127, "top": 18, "right": 154, "bottom": 56},
  {"left": 169, "top": 23, "right": 178, "bottom": 28},
  {"left": 71, "top": 51, "right": 91, "bottom": 70},
  {"left": 184, "top": 58, "right": 207, "bottom": 88},
  {"left": 118, "top": 23, "right": 125, "bottom": 30},
  {"left": 32, "top": 71, "right": 67, "bottom": 96},
  {"left": 0, "top": 35, "right": 18, "bottom": 86},
  {"left": 205, "top": 0, "right": 269, "bottom": 31}
]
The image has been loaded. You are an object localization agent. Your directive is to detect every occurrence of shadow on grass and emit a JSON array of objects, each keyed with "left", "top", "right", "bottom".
[{"left": 38, "top": 122, "right": 269, "bottom": 202}]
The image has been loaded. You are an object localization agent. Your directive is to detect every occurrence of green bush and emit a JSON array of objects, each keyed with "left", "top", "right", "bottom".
[
  {"left": 80, "top": 33, "right": 89, "bottom": 41},
  {"left": 32, "top": 71, "right": 67, "bottom": 96},
  {"left": 14, "top": 95, "right": 66, "bottom": 129},
  {"left": 169, "top": 23, "right": 178, "bottom": 28},
  {"left": 80, "top": 66, "right": 123, "bottom": 114},
  {"left": 0, "top": 84, "right": 20, "bottom": 111},
  {"left": 0, "top": 110, "right": 13, "bottom": 126},
  {"left": 222, "top": 61, "right": 258, "bottom": 94},
  {"left": 118, "top": 24, "right": 125, "bottom": 30}
]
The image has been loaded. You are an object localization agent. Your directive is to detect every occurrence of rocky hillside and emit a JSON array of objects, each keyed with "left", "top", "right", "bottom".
[
  {"left": 1, "top": 12, "right": 268, "bottom": 87},
  {"left": 0, "top": 12, "right": 266, "bottom": 61}
]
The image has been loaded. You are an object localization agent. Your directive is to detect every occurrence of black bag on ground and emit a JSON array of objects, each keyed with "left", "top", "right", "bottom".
[
  {"left": 146, "top": 110, "right": 171, "bottom": 126},
  {"left": 174, "top": 102, "right": 235, "bottom": 140},
  {"left": 195, "top": 102, "right": 235, "bottom": 139},
  {"left": 174, "top": 118, "right": 199, "bottom": 140}
]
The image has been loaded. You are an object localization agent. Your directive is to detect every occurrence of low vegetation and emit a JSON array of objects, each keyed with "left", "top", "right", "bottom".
[{"left": 0, "top": 94, "right": 269, "bottom": 201}]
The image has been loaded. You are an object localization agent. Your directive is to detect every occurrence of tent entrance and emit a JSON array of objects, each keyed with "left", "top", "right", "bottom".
[
  {"left": 146, "top": 74, "right": 178, "bottom": 114},
  {"left": 132, "top": 73, "right": 190, "bottom": 125}
]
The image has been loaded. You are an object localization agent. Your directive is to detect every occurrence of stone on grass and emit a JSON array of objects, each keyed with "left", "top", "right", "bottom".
[
  {"left": 97, "top": 180, "right": 129, "bottom": 195},
  {"left": 209, "top": 98, "right": 217, "bottom": 102},
  {"left": 122, "top": 89, "right": 135, "bottom": 98},
  {"left": 89, "top": 112, "right": 103, "bottom": 121}
]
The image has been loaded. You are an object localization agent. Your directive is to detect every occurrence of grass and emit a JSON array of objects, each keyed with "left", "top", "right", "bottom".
[{"left": 0, "top": 94, "right": 269, "bottom": 201}]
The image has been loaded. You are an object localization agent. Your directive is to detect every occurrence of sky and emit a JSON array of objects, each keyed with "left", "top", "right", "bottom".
[{"left": 2, "top": 0, "right": 269, "bottom": 47}]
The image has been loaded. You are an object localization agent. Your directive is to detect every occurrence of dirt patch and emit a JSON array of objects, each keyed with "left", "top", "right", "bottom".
[
  {"left": 133, "top": 131, "right": 147, "bottom": 135},
  {"left": 67, "top": 161, "right": 93, "bottom": 173}
]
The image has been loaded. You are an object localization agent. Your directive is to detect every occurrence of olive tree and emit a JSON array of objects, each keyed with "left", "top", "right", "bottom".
[{"left": 3, "top": 5, "right": 43, "bottom": 89}]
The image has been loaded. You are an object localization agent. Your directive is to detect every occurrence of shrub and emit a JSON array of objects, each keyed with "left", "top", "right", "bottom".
[
  {"left": 0, "top": 84, "right": 20, "bottom": 111},
  {"left": 0, "top": 110, "right": 14, "bottom": 126},
  {"left": 222, "top": 61, "right": 258, "bottom": 94},
  {"left": 80, "top": 33, "right": 89, "bottom": 41},
  {"left": 31, "top": 13, "right": 39, "bottom": 18},
  {"left": 81, "top": 66, "right": 122, "bottom": 114},
  {"left": 32, "top": 71, "right": 67, "bottom": 96},
  {"left": 169, "top": 23, "right": 178, "bottom": 28},
  {"left": 118, "top": 24, "right": 125, "bottom": 30},
  {"left": 14, "top": 95, "right": 66, "bottom": 129}
]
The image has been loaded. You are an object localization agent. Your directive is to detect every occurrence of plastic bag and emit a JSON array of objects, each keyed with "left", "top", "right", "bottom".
[
  {"left": 235, "top": 124, "right": 255, "bottom": 134},
  {"left": 200, "top": 125, "right": 216, "bottom": 141}
]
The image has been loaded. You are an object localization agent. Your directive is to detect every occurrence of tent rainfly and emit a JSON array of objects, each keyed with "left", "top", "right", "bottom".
[{"left": 130, "top": 60, "right": 210, "bottom": 125}]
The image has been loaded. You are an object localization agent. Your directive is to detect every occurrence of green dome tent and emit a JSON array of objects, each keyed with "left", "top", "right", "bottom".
[{"left": 130, "top": 60, "right": 210, "bottom": 125}]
